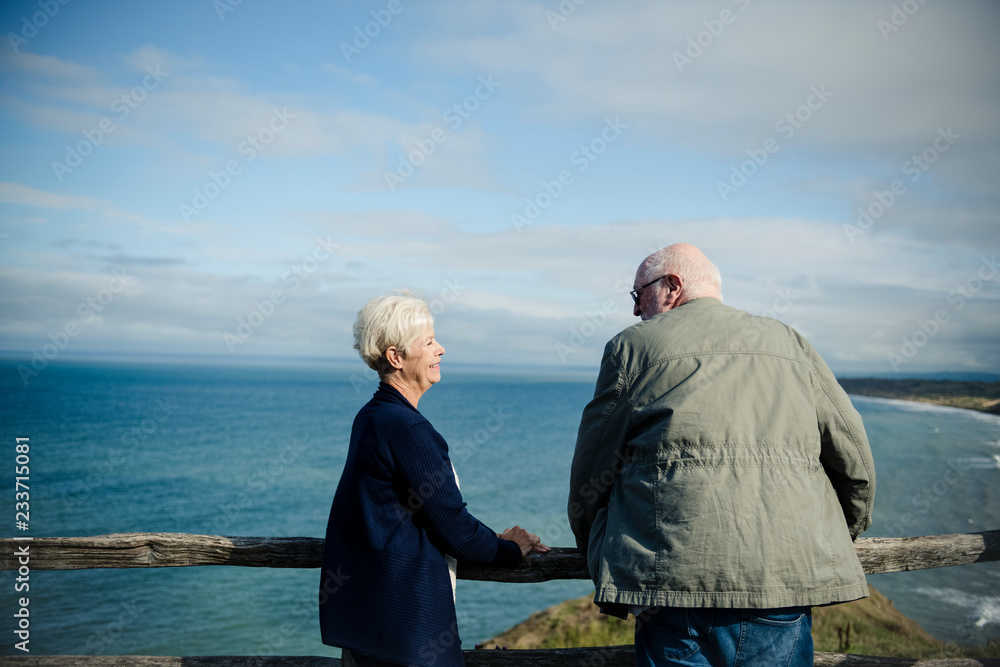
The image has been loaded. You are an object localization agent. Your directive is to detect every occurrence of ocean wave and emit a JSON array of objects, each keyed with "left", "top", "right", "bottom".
[
  {"left": 953, "top": 455, "right": 1000, "bottom": 470},
  {"left": 914, "top": 586, "right": 1000, "bottom": 628}
]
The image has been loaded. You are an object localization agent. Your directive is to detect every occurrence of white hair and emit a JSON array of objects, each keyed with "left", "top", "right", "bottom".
[
  {"left": 353, "top": 290, "right": 433, "bottom": 377},
  {"left": 643, "top": 245, "right": 723, "bottom": 301}
]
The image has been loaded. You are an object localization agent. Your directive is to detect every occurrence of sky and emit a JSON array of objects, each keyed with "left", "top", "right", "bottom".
[{"left": 1, "top": 0, "right": 998, "bottom": 377}]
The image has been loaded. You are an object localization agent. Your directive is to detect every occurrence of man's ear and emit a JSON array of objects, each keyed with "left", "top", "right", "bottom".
[
  {"left": 664, "top": 273, "right": 683, "bottom": 294},
  {"left": 385, "top": 346, "right": 405, "bottom": 370},
  {"left": 663, "top": 273, "right": 684, "bottom": 308}
]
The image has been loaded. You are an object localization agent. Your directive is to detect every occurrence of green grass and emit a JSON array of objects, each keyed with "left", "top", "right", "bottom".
[{"left": 478, "top": 586, "right": 1000, "bottom": 659}]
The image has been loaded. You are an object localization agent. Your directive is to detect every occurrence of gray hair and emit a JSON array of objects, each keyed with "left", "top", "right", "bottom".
[
  {"left": 353, "top": 290, "right": 434, "bottom": 377},
  {"left": 643, "top": 245, "right": 723, "bottom": 301}
]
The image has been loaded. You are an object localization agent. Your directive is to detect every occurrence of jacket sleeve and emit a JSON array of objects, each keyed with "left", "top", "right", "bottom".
[
  {"left": 396, "top": 422, "right": 522, "bottom": 568},
  {"left": 568, "top": 339, "right": 630, "bottom": 558},
  {"left": 809, "top": 346, "right": 876, "bottom": 540}
]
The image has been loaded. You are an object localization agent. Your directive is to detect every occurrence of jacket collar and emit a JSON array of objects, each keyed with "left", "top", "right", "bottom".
[
  {"left": 678, "top": 296, "right": 723, "bottom": 309},
  {"left": 646, "top": 296, "right": 723, "bottom": 323}
]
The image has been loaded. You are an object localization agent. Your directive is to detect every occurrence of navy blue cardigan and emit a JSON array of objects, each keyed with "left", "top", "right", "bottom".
[{"left": 319, "top": 382, "right": 522, "bottom": 666}]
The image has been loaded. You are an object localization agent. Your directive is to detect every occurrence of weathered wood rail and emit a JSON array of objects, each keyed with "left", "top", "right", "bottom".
[
  {"left": 3, "top": 529, "right": 999, "bottom": 577},
  {"left": 0, "top": 651, "right": 997, "bottom": 666},
  {"left": 2, "top": 529, "right": 998, "bottom": 666}
]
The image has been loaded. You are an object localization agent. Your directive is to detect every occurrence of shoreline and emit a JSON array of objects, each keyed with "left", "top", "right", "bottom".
[
  {"left": 850, "top": 392, "right": 1000, "bottom": 416},
  {"left": 837, "top": 378, "right": 1000, "bottom": 416}
]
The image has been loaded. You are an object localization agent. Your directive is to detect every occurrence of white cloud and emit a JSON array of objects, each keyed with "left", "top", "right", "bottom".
[
  {"left": 0, "top": 182, "right": 103, "bottom": 210},
  {"left": 420, "top": 1, "right": 1000, "bottom": 193},
  {"left": 8, "top": 205, "right": 994, "bottom": 369},
  {"left": 0, "top": 50, "right": 103, "bottom": 82},
  {"left": 0, "top": 182, "right": 164, "bottom": 231},
  {"left": 0, "top": 46, "right": 503, "bottom": 191},
  {"left": 322, "top": 62, "right": 376, "bottom": 86}
]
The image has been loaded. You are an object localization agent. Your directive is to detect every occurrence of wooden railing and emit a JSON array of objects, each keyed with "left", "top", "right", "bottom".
[{"left": 2, "top": 529, "right": 999, "bottom": 666}]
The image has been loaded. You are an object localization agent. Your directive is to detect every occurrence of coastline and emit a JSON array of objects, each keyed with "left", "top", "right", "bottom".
[{"left": 837, "top": 378, "right": 1000, "bottom": 416}]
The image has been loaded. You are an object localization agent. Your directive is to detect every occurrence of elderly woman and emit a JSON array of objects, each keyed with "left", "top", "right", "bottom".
[{"left": 319, "top": 292, "right": 548, "bottom": 667}]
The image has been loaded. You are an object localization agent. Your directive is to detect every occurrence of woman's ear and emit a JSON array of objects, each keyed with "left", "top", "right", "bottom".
[{"left": 384, "top": 346, "right": 404, "bottom": 370}]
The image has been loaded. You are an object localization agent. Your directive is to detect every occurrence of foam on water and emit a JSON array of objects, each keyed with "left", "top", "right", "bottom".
[
  {"left": 956, "top": 455, "right": 1000, "bottom": 470},
  {"left": 914, "top": 586, "right": 1000, "bottom": 629}
]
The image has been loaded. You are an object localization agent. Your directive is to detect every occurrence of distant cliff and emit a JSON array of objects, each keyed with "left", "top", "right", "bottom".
[{"left": 837, "top": 378, "right": 1000, "bottom": 415}]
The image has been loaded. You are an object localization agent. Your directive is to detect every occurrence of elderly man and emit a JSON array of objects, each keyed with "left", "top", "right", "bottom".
[{"left": 568, "top": 243, "right": 875, "bottom": 667}]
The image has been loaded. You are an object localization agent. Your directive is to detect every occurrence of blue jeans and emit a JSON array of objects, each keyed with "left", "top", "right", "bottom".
[{"left": 635, "top": 607, "right": 813, "bottom": 667}]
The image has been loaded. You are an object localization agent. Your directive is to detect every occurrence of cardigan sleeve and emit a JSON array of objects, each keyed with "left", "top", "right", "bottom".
[{"left": 395, "top": 421, "right": 522, "bottom": 568}]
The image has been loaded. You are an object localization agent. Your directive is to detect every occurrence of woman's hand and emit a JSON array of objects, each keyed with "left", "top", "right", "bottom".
[{"left": 498, "top": 526, "right": 551, "bottom": 557}]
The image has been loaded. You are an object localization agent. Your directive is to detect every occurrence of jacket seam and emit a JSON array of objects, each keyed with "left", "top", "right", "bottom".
[
  {"left": 603, "top": 583, "right": 868, "bottom": 593},
  {"left": 808, "top": 348, "right": 876, "bottom": 529},
  {"left": 657, "top": 461, "right": 820, "bottom": 469},
  {"left": 650, "top": 439, "right": 817, "bottom": 451},
  {"left": 622, "top": 349, "right": 812, "bottom": 388},
  {"left": 587, "top": 346, "right": 628, "bottom": 481}
]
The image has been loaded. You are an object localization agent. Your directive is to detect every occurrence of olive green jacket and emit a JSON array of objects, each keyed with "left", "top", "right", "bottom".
[{"left": 568, "top": 298, "right": 875, "bottom": 616}]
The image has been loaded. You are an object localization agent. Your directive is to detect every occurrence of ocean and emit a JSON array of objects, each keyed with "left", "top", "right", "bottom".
[{"left": 0, "top": 359, "right": 997, "bottom": 657}]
